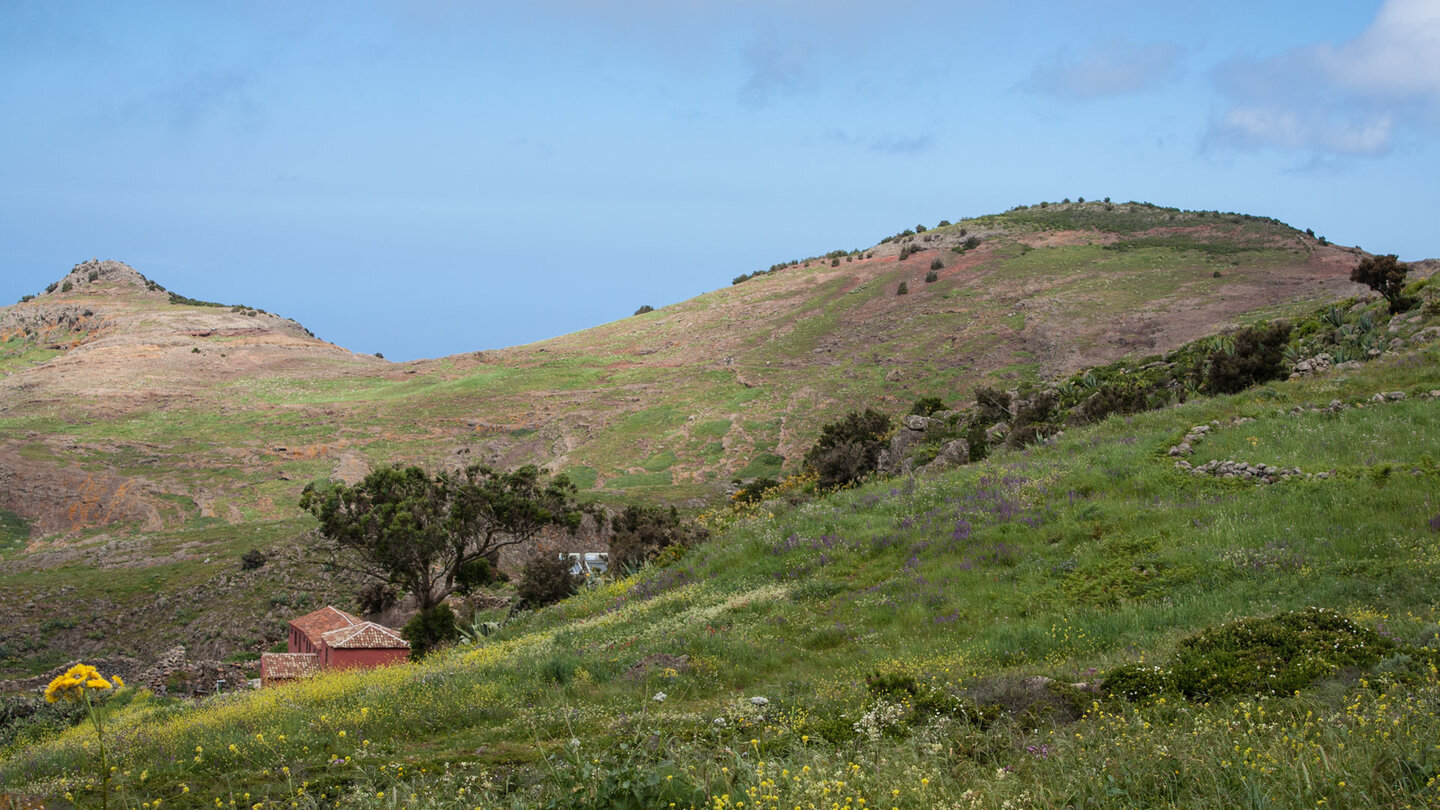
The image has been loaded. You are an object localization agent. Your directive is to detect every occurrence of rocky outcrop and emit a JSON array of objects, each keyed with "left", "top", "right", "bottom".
[
  {"left": 925, "top": 439, "right": 971, "bottom": 471},
  {"left": 138, "top": 646, "right": 252, "bottom": 696}
]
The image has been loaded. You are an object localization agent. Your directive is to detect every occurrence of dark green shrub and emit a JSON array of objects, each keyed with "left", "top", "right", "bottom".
[
  {"left": 633, "top": 305, "right": 654, "bottom": 315},
  {"left": 60, "top": 281, "right": 72, "bottom": 293},
  {"left": 19, "top": 294, "right": 34, "bottom": 303},
  {"left": 45, "top": 282, "right": 58, "bottom": 293},
  {"left": 239, "top": 549, "right": 267, "bottom": 570},
  {"left": 974, "top": 387, "right": 1011, "bottom": 426},
  {"left": 455, "top": 557, "right": 501, "bottom": 593},
  {"left": 1351, "top": 254, "right": 1412, "bottom": 313},
  {"left": 517, "top": 554, "right": 580, "bottom": 609},
  {"left": 1204, "top": 322, "right": 1292, "bottom": 394},
  {"left": 929, "top": 258, "right": 943, "bottom": 271},
  {"left": 830, "top": 258, "right": 840, "bottom": 267},
  {"left": 964, "top": 236, "right": 981, "bottom": 250},
  {"left": 803, "top": 409, "right": 893, "bottom": 489},
  {"left": 191, "top": 347, "right": 201, "bottom": 354},
  {"left": 1007, "top": 391, "right": 1058, "bottom": 447},
  {"left": 87, "top": 271, "right": 100, "bottom": 282},
  {"left": 731, "top": 477, "right": 780, "bottom": 505},
  {"left": 0, "top": 695, "right": 88, "bottom": 751},
  {"left": 1101, "top": 664, "right": 1171, "bottom": 701},
  {"left": 965, "top": 421, "right": 989, "bottom": 462},
  {"left": 909, "top": 397, "right": 948, "bottom": 416},
  {"left": 925, "top": 270, "right": 939, "bottom": 283},
  {"left": 1073, "top": 380, "right": 1156, "bottom": 424},
  {"left": 356, "top": 582, "right": 398, "bottom": 614},
  {"left": 1169, "top": 607, "right": 1394, "bottom": 700},
  {"left": 609, "top": 504, "right": 706, "bottom": 571},
  {"left": 402, "top": 603, "right": 460, "bottom": 659},
  {"left": 867, "top": 670, "right": 919, "bottom": 697},
  {"left": 896, "top": 282, "right": 909, "bottom": 295}
]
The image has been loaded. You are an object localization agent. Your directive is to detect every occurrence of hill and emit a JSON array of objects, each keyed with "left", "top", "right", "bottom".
[
  {"left": 3, "top": 279, "right": 1439, "bottom": 808},
  {"left": 0, "top": 201, "right": 1410, "bottom": 680}
]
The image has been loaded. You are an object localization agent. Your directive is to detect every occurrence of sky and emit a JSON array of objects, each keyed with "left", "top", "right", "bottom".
[{"left": 2, "top": 0, "right": 1438, "bottom": 361}]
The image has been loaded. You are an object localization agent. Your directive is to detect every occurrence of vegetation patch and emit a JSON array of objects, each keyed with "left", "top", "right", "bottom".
[
  {"left": 0, "top": 509, "right": 30, "bottom": 554},
  {"left": 606, "top": 469, "right": 674, "bottom": 488},
  {"left": 1105, "top": 607, "right": 1395, "bottom": 701}
]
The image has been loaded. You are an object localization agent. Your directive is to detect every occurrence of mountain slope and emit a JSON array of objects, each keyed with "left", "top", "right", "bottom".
[
  {"left": 0, "top": 204, "right": 1371, "bottom": 537},
  {"left": 4, "top": 307, "right": 1440, "bottom": 809},
  {"left": 0, "top": 201, "right": 1417, "bottom": 679}
]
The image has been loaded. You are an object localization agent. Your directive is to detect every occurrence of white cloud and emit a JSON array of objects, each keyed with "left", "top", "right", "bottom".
[
  {"left": 1320, "top": 0, "right": 1440, "bottom": 98},
  {"left": 1208, "top": 0, "right": 1440, "bottom": 157},
  {"left": 1217, "top": 106, "right": 1395, "bottom": 156},
  {"left": 1023, "top": 40, "right": 1183, "bottom": 99}
]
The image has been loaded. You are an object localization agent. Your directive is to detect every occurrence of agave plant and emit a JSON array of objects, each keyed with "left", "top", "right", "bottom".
[
  {"left": 1208, "top": 335, "right": 1235, "bottom": 356},
  {"left": 1281, "top": 344, "right": 1303, "bottom": 368},
  {"left": 456, "top": 614, "right": 503, "bottom": 645},
  {"left": 1322, "top": 305, "right": 1346, "bottom": 329},
  {"left": 1355, "top": 312, "right": 1375, "bottom": 335}
]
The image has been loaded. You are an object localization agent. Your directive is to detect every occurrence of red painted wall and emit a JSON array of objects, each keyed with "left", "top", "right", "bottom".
[{"left": 326, "top": 647, "right": 408, "bottom": 670}]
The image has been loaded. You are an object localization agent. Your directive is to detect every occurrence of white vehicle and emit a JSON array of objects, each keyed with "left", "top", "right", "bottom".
[{"left": 560, "top": 552, "right": 609, "bottom": 578}]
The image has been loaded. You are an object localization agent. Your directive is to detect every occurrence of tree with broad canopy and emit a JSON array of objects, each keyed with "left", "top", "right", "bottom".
[{"left": 300, "top": 464, "right": 582, "bottom": 611}]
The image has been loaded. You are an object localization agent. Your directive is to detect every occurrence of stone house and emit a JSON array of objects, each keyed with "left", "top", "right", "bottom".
[{"left": 259, "top": 606, "right": 409, "bottom": 687}]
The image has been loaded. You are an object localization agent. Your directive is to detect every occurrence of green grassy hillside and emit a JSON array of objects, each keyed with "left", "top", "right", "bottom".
[
  {"left": 0, "top": 201, "right": 1406, "bottom": 683},
  {"left": 4, "top": 306, "right": 1439, "bottom": 808}
]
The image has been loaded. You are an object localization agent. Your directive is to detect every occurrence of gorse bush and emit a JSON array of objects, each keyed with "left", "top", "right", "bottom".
[
  {"left": 517, "top": 554, "right": 580, "bottom": 609},
  {"left": 973, "top": 387, "right": 1011, "bottom": 427},
  {"left": 803, "top": 408, "right": 893, "bottom": 489},
  {"left": 909, "top": 397, "right": 948, "bottom": 417},
  {"left": 402, "top": 603, "right": 459, "bottom": 660},
  {"left": 730, "top": 476, "right": 779, "bottom": 505},
  {"left": 608, "top": 504, "right": 706, "bottom": 571},
  {"left": 1204, "top": 322, "right": 1292, "bottom": 394}
]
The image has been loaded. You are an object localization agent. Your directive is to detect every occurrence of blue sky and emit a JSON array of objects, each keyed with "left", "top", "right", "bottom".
[{"left": 3, "top": 0, "right": 1437, "bottom": 360}]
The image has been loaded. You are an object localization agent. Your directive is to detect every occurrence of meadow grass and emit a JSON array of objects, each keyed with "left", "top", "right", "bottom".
[{"left": 4, "top": 341, "right": 1440, "bottom": 808}]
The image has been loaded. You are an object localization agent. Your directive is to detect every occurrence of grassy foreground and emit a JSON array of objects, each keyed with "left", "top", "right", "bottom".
[{"left": 4, "top": 343, "right": 1440, "bottom": 809}]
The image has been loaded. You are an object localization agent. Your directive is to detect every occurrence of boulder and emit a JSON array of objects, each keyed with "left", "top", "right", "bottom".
[
  {"left": 902, "top": 414, "right": 937, "bottom": 432},
  {"left": 925, "top": 439, "right": 970, "bottom": 471}
]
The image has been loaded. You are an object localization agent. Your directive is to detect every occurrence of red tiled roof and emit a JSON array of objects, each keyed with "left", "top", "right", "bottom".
[
  {"left": 261, "top": 653, "right": 319, "bottom": 680},
  {"left": 321, "top": 621, "right": 410, "bottom": 649},
  {"left": 289, "top": 606, "right": 361, "bottom": 646}
]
